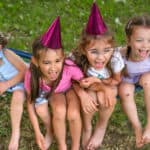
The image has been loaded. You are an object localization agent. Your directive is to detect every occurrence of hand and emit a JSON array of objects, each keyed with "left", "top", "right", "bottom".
[
  {"left": 103, "top": 86, "right": 117, "bottom": 107},
  {"left": 35, "top": 132, "right": 46, "bottom": 150},
  {"left": 89, "top": 83, "right": 101, "bottom": 91},
  {"left": 80, "top": 90, "right": 99, "bottom": 114},
  {"left": 0, "top": 82, "right": 9, "bottom": 95},
  {"left": 80, "top": 77, "right": 101, "bottom": 88}
]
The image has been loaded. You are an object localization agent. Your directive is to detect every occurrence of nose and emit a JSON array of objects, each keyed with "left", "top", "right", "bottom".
[
  {"left": 97, "top": 52, "right": 105, "bottom": 60},
  {"left": 50, "top": 64, "right": 56, "bottom": 71}
]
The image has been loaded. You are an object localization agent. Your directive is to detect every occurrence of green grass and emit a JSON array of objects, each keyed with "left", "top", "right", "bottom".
[{"left": 0, "top": 0, "right": 150, "bottom": 149}]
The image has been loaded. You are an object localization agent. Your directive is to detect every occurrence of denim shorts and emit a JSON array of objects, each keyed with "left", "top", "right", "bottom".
[
  {"left": 7, "top": 82, "right": 24, "bottom": 92},
  {"left": 35, "top": 97, "right": 48, "bottom": 106}
]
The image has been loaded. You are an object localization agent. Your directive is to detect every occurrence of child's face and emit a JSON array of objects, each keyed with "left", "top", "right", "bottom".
[
  {"left": 85, "top": 39, "right": 113, "bottom": 70},
  {"left": 38, "top": 49, "right": 64, "bottom": 84},
  {"left": 128, "top": 26, "right": 150, "bottom": 60}
]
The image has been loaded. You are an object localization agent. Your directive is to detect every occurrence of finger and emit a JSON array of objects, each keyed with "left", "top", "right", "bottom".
[
  {"left": 85, "top": 104, "right": 96, "bottom": 114},
  {"left": 90, "top": 102, "right": 98, "bottom": 112},
  {"left": 98, "top": 98, "right": 105, "bottom": 108}
]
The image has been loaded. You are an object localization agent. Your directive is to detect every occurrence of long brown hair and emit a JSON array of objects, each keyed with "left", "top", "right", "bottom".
[
  {"left": 72, "top": 29, "right": 115, "bottom": 75},
  {"left": 29, "top": 37, "right": 64, "bottom": 102},
  {"left": 0, "top": 32, "right": 8, "bottom": 48}
]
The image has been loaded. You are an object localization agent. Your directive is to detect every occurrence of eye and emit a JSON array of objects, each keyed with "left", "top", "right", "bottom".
[
  {"left": 43, "top": 61, "right": 49, "bottom": 64},
  {"left": 103, "top": 48, "right": 113, "bottom": 54},
  {"left": 89, "top": 49, "right": 98, "bottom": 54},
  {"left": 136, "top": 39, "right": 143, "bottom": 42},
  {"left": 55, "top": 59, "right": 61, "bottom": 63}
]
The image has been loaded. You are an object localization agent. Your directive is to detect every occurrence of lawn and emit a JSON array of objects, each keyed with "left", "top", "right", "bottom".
[{"left": 0, "top": 0, "right": 150, "bottom": 149}]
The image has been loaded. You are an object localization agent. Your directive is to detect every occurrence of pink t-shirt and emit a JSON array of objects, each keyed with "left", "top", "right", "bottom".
[{"left": 24, "top": 59, "right": 83, "bottom": 94}]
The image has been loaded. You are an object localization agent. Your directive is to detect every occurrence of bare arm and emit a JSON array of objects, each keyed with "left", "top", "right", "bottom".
[
  {"left": 73, "top": 82, "right": 98, "bottom": 114},
  {"left": 80, "top": 76, "right": 101, "bottom": 88},
  {"left": 27, "top": 100, "right": 41, "bottom": 134},
  {"left": 27, "top": 97, "right": 46, "bottom": 150},
  {"left": 102, "top": 72, "right": 122, "bottom": 86},
  {"left": 4, "top": 49, "right": 27, "bottom": 88}
]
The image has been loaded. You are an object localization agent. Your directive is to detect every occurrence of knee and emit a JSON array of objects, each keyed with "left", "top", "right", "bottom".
[
  {"left": 67, "top": 109, "right": 81, "bottom": 122},
  {"left": 53, "top": 106, "right": 66, "bottom": 120},
  {"left": 140, "top": 73, "right": 150, "bottom": 87}
]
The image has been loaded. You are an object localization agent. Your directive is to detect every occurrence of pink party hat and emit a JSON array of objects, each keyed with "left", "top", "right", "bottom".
[
  {"left": 86, "top": 2, "right": 107, "bottom": 35},
  {"left": 41, "top": 16, "right": 62, "bottom": 49}
]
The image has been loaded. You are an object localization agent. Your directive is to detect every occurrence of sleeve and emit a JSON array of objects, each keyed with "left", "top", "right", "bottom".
[
  {"left": 110, "top": 49, "right": 125, "bottom": 73},
  {"left": 71, "top": 65, "right": 84, "bottom": 80},
  {"left": 66, "top": 59, "right": 84, "bottom": 80},
  {"left": 24, "top": 70, "right": 31, "bottom": 94}
]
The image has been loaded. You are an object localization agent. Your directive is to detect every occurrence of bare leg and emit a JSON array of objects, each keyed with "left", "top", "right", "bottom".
[
  {"left": 87, "top": 91, "right": 116, "bottom": 150},
  {"left": 36, "top": 102, "right": 53, "bottom": 149},
  {"left": 66, "top": 89, "right": 82, "bottom": 150},
  {"left": 139, "top": 73, "right": 150, "bottom": 144},
  {"left": 119, "top": 83, "right": 143, "bottom": 148},
  {"left": 50, "top": 93, "right": 67, "bottom": 150},
  {"left": 82, "top": 90, "right": 97, "bottom": 150},
  {"left": 8, "top": 90, "right": 25, "bottom": 150}
]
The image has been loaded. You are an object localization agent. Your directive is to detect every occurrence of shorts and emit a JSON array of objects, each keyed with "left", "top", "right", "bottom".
[
  {"left": 122, "top": 75, "right": 141, "bottom": 84},
  {"left": 7, "top": 82, "right": 24, "bottom": 92},
  {"left": 35, "top": 97, "right": 48, "bottom": 106}
]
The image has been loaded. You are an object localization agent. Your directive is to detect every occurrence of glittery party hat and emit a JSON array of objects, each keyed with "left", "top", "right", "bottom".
[
  {"left": 86, "top": 2, "right": 107, "bottom": 35},
  {"left": 41, "top": 16, "right": 62, "bottom": 49}
]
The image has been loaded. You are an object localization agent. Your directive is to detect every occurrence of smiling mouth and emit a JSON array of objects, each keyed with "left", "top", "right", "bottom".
[
  {"left": 95, "top": 62, "right": 104, "bottom": 69},
  {"left": 138, "top": 49, "right": 150, "bottom": 57}
]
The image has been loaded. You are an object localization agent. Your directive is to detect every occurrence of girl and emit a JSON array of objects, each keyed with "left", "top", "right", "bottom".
[
  {"left": 119, "top": 15, "right": 150, "bottom": 148},
  {"left": 24, "top": 17, "right": 84, "bottom": 150},
  {"left": 72, "top": 3, "right": 124, "bottom": 150},
  {"left": 0, "top": 32, "right": 27, "bottom": 150}
]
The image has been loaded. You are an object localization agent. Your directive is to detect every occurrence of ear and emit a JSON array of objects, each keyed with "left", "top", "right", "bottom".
[{"left": 31, "top": 56, "right": 38, "bottom": 67}]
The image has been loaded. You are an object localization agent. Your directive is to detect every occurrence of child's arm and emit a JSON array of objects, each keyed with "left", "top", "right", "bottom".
[
  {"left": 4, "top": 49, "right": 27, "bottom": 88},
  {"left": 73, "top": 82, "right": 98, "bottom": 114},
  {"left": 80, "top": 76, "right": 101, "bottom": 88},
  {"left": 89, "top": 82, "right": 117, "bottom": 107},
  {"left": 102, "top": 72, "right": 122, "bottom": 86},
  {"left": 27, "top": 98, "right": 46, "bottom": 150}
]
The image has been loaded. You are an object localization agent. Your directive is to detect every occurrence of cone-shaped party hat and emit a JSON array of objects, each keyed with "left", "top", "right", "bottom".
[
  {"left": 41, "top": 16, "right": 62, "bottom": 49},
  {"left": 86, "top": 2, "right": 107, "bottom": 35}
]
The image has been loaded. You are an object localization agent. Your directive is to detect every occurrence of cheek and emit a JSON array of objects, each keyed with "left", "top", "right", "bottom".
[
  {"left": 57, "top": 64, "right": 63, "bottom": 72},
  {"left": 106, "top": 53, "right": 112, "bottom": 59}
]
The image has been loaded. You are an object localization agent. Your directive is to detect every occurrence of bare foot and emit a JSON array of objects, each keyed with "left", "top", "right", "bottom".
[
  {"left": 86, "top": 127, "right": 106, "bottom": 150},
  {"left": 8, "top": 133, "right": 20, "bottom": 150},
  {"left": 45, "top": 132, "right": 53, "bottom": 150},
  {"left": 142, "top": 126, "right": 150, "bottom": 145},
  {"left": 134, "top": 127, "right": 143, "bottom": 148},
  {"left": 82, "top": 129, "right": 92, "bottom": 150}
]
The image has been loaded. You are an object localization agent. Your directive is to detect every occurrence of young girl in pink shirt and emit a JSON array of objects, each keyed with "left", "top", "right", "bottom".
[{"left": 24, "top": 17, "right": 84, "bottom": 150}]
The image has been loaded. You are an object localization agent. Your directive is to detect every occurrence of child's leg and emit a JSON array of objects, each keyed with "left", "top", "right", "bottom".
[
  {"left": 66, "top": 89, "right": 82, "bottom": 150},
  {"left": 87, "top": 90, "right": 116, "bottom": 150},
  {"left": 35, "top": 102, "right": 53, "bottom": 149},
  {"left": 139, "top": 73, "right": 150, "bottom": 144},
  {"left": 50, "top": 93, "right": 67, "bottom": 150},
  {"left": 119, "top": 82, "right": 143, "bottom": 148},
  {"left": 8, "top": 90, "right": 25, "bottom": 150},
  {"left": 82, "top": 90, "right": 97, "bottom": 150}
]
